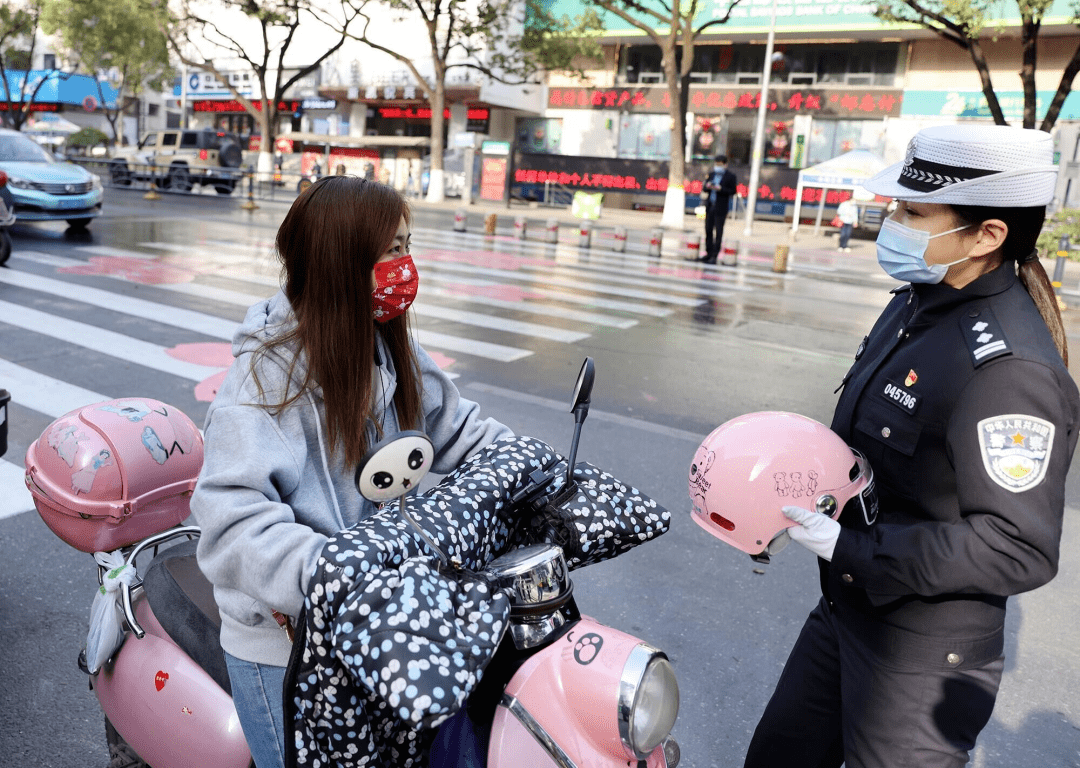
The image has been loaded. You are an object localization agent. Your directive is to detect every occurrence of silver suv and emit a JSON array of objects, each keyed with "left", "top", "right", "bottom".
[{"left": 111, "top": 129, "right": 245, "bottom": 194}]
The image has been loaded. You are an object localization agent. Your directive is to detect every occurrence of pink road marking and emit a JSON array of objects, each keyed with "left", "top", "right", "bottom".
[
  {"left": 59, "top": 256, "right": 197, "bottom": 284},
  {"left": 166, "top": 343, "right": 234, "bottom": 402},
  {"left": 166, "top": 342, "right": 235, "bottom": 367},
  {"left": 427, "top": 351, "right": 456, "bottom": 370},
  {"left": 641, "top": 392, "right": 658, "bottom": 403},
  {"left": 194, "top": 370, "right": 229, "bottom": 402},
  {"left": 438, "top": 282, "right": 546, "bottom": 302}
]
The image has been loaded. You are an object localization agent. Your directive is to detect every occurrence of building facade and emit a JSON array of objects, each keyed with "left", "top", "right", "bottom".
[{"left": 519, "top": 0, "right": 1079, "bottom": 213}]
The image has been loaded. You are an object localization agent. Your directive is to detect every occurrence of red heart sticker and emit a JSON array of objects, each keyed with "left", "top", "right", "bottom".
[{"left": 155, "top": 671, "right": 169, "bottom": 691}]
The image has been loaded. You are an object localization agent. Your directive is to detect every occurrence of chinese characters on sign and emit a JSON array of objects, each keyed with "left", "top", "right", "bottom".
[
  {"left": 512, "top": 153, "right": 855, "bottom": 204},
  {"left": 480, "top": 158, "right": 508, "bottom": 201},
  {"left": 193, "top": 99, "right": 302, "bottom": 113},
  {"left": 546, "top": 86, "right": 902, "bottom": 117}
]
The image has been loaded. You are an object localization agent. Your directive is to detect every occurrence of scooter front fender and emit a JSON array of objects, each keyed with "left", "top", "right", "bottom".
[
  {"left": 489, "top": 616, "right": 668, "bottom": 768},
  {"left": 94, "top": 594, "right": 251, "bottom": 768}
]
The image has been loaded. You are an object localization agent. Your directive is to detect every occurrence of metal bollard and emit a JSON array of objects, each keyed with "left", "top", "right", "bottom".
[
  {"left": 240, "top": 167, "right": 259, "bottom": 211},
  {"left": 545, "top": 218, "right": 559, "bottom": 244},
  {"left": 648, "top": 227, "right": 663, "bottom": 257},
  {"left": 721, "top": 239, "right": 739, "bottom": 266},
  {"left": 1054, "top": 234, "right": 1070, "bottom": 287},
  {"left": 514, "top": 216, "right": 527, "bottom": 240},
  {"left": 579, "top": 220, "right": 592, "bottom": 248},
  {"left": 143, "top": 162, "right": 161, "bottom": 201},
  {"left": 453, "top": 208, "right": 467, "bottom": 232},
  {"left": 683, "top": 231, "right": 702, "bottom": 261},
  {"left": 612, "top": 225, "right": 627, "bottom": 252},
  {"left": 484, "top": 213, "right": 497, "bottom": 235},
  {"left": 773, "top": 244, "right": 790, "bottom": 273}
]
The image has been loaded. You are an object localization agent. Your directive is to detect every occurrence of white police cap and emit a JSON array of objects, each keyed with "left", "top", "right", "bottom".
[{"left": 863, "top": 124, "right": 1058, "bottom": 207}]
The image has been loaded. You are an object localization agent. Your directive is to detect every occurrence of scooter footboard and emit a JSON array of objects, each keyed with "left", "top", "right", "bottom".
[
  {"left": 489, "top": 617, "right": 670, "bottom": 768},
  {"left": 94, "top": 595, "right": 251, "bottom": 768}
]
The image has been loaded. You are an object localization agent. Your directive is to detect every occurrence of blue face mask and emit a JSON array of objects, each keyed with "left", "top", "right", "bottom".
[{"left": 875, "top": 217, "right": 972, "bottom": 284}]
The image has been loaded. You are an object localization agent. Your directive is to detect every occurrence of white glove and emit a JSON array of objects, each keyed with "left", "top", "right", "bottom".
[{"left": 782, "top": 505, "right": 841, "bottom": 562}]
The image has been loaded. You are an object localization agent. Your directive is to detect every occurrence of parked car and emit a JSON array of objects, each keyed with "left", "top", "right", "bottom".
[
  {"left": 110, "top": 129, "right": 244, "bottom": 194},
  {"left": 0, "top": 128, "right": 103, "bottom": 230}
]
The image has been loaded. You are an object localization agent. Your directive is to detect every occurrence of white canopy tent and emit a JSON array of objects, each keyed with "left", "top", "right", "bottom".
[{"left": 791, "top": 148, "right": 888, "bottom": 235}]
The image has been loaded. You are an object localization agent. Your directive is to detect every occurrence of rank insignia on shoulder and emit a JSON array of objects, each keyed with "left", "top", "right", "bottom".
[
  {"left": 977, "top": 414, "right": 1055, "bottom": 493},
  {"left": 961, "top": 308, "right": 1011, "bottom": 367}
]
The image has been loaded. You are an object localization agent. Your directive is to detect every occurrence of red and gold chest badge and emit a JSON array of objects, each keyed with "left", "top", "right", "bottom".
[
  {"left": 977, "top": 414, "right": 1055, "bottom": 492},
  {"left": 904, "top": 369, "right": 918, "bottom": 387}
]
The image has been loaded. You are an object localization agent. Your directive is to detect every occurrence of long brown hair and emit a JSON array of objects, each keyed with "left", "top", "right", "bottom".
[
  {"left": 252, "top": 176, "right": 423, "bottom": 465},
  {"left": 951, "top": 204, "right": 1068, "bottom": 367}
]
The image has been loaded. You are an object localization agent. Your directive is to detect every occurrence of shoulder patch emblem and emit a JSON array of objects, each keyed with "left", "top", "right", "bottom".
[
  {"left": 961, "top": 308, "right": 1011, "bottom": 367},
  {"left": 977, "top": 415, "right": 1055, "bottom": 493}
]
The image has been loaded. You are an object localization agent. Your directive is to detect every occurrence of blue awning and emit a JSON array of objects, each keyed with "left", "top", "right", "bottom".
[{"left": 2, "top": 70, "right": 118, "bottom": 109}]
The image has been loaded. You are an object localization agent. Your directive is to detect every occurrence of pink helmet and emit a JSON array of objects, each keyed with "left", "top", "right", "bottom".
[
  {"left": 689, "top": 411, "right": 874, "bottom": 561},
  {"left": 25, "top": 399, "right": 203, "bottom": 553}
]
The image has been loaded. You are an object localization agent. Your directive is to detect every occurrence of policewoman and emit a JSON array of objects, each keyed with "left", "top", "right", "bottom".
[{"left": 743, "top": 124, "right": 1080, "bottom": 768}]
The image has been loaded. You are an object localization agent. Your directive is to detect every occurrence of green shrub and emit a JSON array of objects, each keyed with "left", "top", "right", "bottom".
[
  {"left": 1037, "top": 209, "right": 1080, "bottom": 261},
  {"left": 65, "top": 127, "right": 109, "bottom": 149}
]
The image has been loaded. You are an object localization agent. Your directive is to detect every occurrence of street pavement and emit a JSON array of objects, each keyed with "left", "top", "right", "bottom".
[{"left": 1, "top": 189, "right": 1079, "bottom": 767}]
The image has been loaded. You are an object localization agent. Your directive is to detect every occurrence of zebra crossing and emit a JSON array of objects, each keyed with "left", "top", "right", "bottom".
[{"left": 0, "top": 225, "right": 790, "bottom": 519}]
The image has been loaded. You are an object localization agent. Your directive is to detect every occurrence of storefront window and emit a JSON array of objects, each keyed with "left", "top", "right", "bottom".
[
  {"left": 617, "top": 113, "right": 672, "bottom": 160},
  {"left": 764, "top": 119, "right": 793, "bottom": 164},
  {"left": 807, "top": 119, "right": 886, "bottom": 165},
  {"left": 619, "top": 43, "right": 900, "bottom": 87},
  {"left": 516, "top": 118, "right": 563, "bottom": 154},
  {"left": 691, "top": 115, "right": 727, "bottom": 160}
]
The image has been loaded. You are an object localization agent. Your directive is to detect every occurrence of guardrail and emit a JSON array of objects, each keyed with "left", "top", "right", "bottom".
[{"left": 70, "top": 157, "right": 315, "bottom": 203}]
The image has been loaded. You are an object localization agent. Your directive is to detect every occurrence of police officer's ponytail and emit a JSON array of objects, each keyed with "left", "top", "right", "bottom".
[{"left": 951, "top": 204, "right": 1068, "bottom": 366}]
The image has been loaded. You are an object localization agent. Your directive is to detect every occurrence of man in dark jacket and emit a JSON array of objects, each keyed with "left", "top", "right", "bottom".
[{"left": 701, "top": 154, "right": 738, "bottom": 264}]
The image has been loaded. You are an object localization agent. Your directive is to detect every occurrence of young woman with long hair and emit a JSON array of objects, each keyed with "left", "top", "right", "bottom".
[{"left": 191, "top": 177, "right": 511, "bottom": 768}]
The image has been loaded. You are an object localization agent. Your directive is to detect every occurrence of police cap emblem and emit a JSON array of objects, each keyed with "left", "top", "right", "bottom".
[{"left": 977, "top": 414, "right": 1054, "bottom": 493}]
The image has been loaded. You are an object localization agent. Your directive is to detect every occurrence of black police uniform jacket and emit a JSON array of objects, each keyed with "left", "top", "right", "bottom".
[{"left": 826, "top": 262, "right": 1080, "bottom": 668}]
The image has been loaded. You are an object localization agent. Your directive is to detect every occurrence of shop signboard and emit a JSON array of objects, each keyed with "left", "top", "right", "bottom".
[
  {"left": 3, "top": 70, "right": 117, "bottom": 109},
  {"left": 901, "top": 89, "right": 1080, "bottom": 122},
  {"left": 512, "top": 152, "right": 857, "bottom": 207},
  {"left": 480, "top": 157, "right": 508, "bottom": 200},
  {"left": 547, "top": 86, "right": 902, "bottom": 117},
  {"left": 193, "top": 99, "right": 302, "bottom": 113}
]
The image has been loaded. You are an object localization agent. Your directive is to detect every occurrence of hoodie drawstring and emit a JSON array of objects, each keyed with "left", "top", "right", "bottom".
[{"left": 307, "top": 390, "right": 345, "bottom": 530}]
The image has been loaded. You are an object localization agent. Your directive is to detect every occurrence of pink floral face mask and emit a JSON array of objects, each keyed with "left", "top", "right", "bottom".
[{"left": 372, "top": 254, "right": 418, "bottom": 323}]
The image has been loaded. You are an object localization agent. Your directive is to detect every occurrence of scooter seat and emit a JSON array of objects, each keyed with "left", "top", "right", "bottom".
[{"left": 142, "top": 538, "right": 232, "bottom": 696}]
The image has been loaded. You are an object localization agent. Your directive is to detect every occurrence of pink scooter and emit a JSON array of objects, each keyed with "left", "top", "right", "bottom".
[{"left": 22, "top": 360, "right": 680, "bottom": 768}]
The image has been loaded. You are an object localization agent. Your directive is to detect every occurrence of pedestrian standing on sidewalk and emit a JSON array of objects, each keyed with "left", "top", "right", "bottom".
[
  {"left": 836, "top": 196, "right": 859, "bottom": 252},
  {"left": 744, "top": 124, "right": 1079, "bottom": 768},
  {"left": 190, "top": 177, "right": 512, "bottom": 768},
  {"left": 700, "top": 154, "right": 738, "bottom": 264}
]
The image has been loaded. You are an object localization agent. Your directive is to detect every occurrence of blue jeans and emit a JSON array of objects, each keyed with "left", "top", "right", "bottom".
[
  {"left": 839, "top": 223, "right": 853, "bottom": 248},
  {"left": 224, "top": 652, "right": 287, "bottom": 768}
]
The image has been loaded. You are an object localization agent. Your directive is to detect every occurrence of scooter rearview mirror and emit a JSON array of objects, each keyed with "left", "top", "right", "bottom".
[
  {"left": 570, "top": 357, "right": 595, "bottom": 422},
  {"left": 565, "top": 357, "right": 595, "bottom": 489},
  {"left": 355, "top": 431, "right": 447, "bottom": 566}
]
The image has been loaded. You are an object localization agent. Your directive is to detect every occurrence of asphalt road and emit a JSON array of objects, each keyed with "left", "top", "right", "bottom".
[{"left": 1, "top": 190, "right": 1079, "bottom": 767}]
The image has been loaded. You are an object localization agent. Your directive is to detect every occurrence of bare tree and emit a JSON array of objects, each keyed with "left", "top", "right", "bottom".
[
  {"left": 0, "top": 0, "right": 75, "bottom": 131},
  {"left": 165, "top": 0, "right": 365, "bottom": 175},
  {"left": 336, "top": 0, "right": 600, "bottom": 202},
  {"left": 876, "top": 0, "right": 1080, "bottom": 131},
  {"left": 581, "top": 0, "right": 741, "bottom": 228}
]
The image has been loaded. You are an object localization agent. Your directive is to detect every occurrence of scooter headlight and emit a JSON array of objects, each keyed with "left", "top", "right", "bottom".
[{"left": 618, "top": 645, "right": 680, "bottom": 759}]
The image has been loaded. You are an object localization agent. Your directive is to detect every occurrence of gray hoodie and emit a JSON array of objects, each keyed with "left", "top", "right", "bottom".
[{"left": 191, "top": 290, "right": 512, "bottom": 666}]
